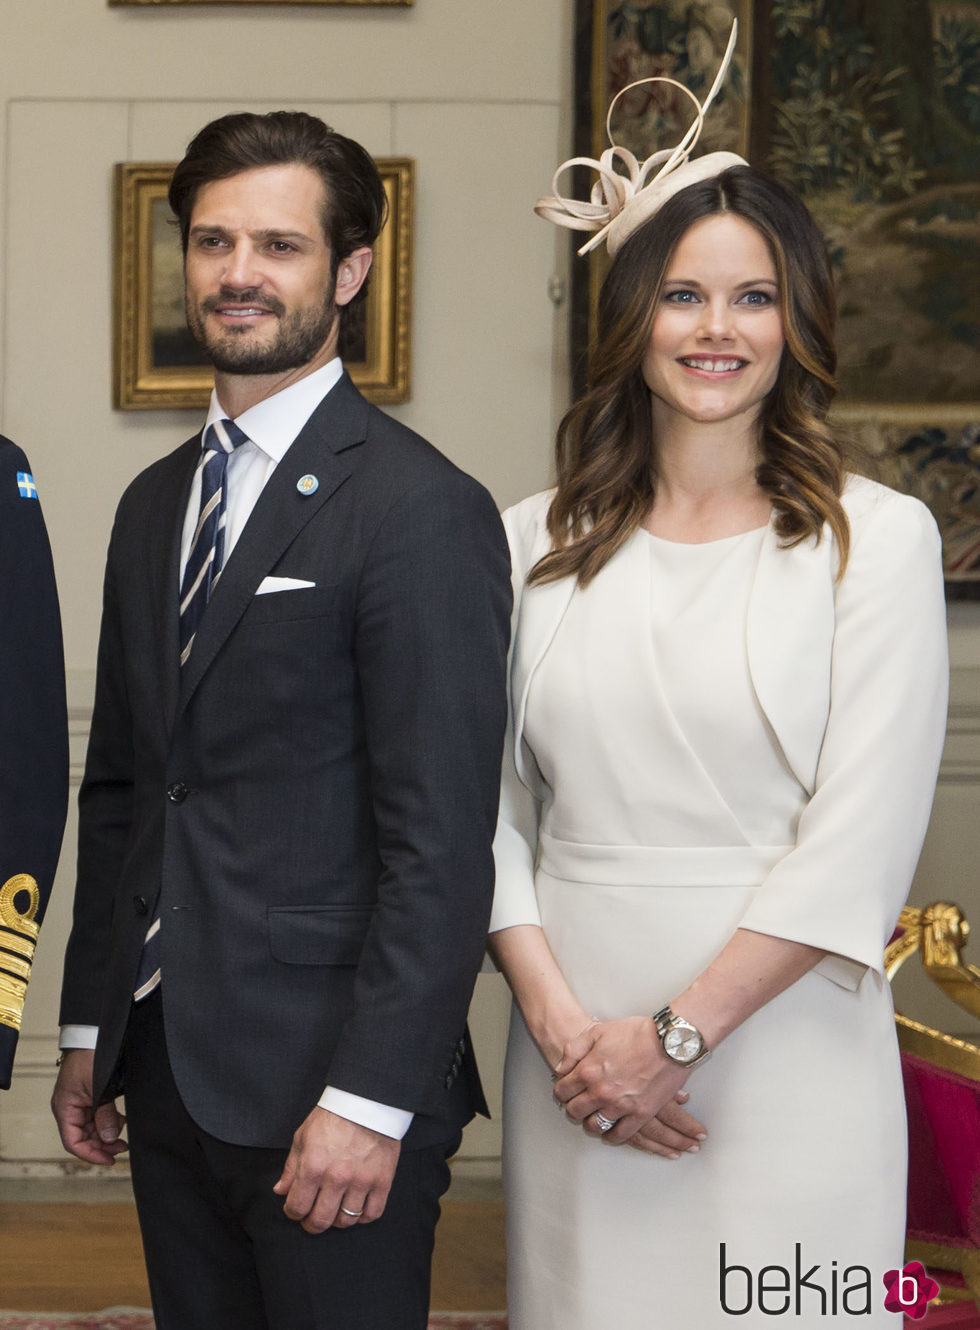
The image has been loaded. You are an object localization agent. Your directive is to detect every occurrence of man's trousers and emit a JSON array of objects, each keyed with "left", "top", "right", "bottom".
[{"left": 122, "top": 991, "right": 459, "bottom": 1330}]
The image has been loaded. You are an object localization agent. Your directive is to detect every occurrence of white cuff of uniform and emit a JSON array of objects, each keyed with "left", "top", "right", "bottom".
[
  {"left": 318, "top": 1087, "right": 413, "bottom": 1140},
  {"left": 60, "top": 1025, "right": 99, "bottom": 1050}
]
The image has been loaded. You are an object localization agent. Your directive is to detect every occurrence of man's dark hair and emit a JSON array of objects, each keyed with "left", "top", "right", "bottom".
[{"left": 169, "top": 110, "right": 388, "bottom": 320}]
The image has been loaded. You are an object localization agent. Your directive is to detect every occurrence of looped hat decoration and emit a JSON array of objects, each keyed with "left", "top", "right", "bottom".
[{"left": 535, "top": 19, "right": 746, "bottom": 258}]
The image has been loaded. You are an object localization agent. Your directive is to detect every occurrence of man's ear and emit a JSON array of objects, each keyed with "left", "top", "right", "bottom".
[{"left": 334, "top": 247, "right": 373, "bottom": 307}]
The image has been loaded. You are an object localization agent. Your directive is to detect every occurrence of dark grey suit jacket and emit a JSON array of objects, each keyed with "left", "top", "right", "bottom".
[{"left": 60, "top": 374, "right": 511, "bottom": 1149}]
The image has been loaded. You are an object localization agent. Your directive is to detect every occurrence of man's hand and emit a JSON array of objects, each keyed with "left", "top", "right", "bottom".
[
  {"left": 273, "top": 1108, "right": 401, "bottom": 1235},
  {"left": 51, "top": 1049, "right": 128, "bottom": 1166}
]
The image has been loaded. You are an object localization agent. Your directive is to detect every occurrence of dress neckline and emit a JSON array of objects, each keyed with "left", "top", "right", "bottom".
[{"left": 638, "top": 522, "right": 769, "bottom": 549}]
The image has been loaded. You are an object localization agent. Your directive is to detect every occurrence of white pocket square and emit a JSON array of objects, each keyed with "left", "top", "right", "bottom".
[{"left": 255, "top": 576, "right": 317, "bottom": 596}]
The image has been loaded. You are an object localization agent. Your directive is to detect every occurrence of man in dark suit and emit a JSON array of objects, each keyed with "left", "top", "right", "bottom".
[
  {"left": 0, "top": 439, "right": 68, "bottom": 1089},
  {"left": 51, "top": 112, "right": 510, "bottom": 1330}
]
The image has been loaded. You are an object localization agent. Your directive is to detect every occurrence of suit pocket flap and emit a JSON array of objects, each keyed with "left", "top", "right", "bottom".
[
  {"left": 243, "top": 585, "right": 338, "bottom": 625},
  {"left": 267, "top": 905, "right": 373, "bottom": 966}
]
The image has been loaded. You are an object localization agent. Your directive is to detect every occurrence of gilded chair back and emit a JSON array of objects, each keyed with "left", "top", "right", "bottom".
[{"left": 887, "top": 903, "right": 980, "bottom": 1310}]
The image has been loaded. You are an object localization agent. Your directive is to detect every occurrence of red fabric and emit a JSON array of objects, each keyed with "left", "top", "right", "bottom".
[
  {"left": 888, "top": 925, "right": 980, "bottom": 1322},
  {"left": 904, "top": 1053, "right": 980, "bottom": 1246},
  {"left": 906, "top": 1301, "right": 980, "bottom": 1326}
]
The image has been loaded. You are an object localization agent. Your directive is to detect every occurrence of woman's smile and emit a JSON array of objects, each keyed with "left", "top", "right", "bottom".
[{"left": 678, "top": 355, "right": 749, "bottom": 374}]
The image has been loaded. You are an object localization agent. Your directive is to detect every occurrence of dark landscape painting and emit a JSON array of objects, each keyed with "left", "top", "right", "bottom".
[{"left": 756, "top": 0, "right": 979, "bottom": 408}]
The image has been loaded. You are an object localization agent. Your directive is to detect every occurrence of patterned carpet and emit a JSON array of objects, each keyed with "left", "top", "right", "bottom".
[
  {"left": 0, "top": 1314, "right": 508, "bottom": 1329},
  {"left": 0, "top": 1318, "right": 153, "bottom": 1330}
]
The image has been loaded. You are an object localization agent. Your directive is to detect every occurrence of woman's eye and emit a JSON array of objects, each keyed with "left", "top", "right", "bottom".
[
  {"left": 740, "top": 290, "right": 774, "bottom": 306},
  {"left": 664, "top": 290, "right": 698, "bottom": 304}
]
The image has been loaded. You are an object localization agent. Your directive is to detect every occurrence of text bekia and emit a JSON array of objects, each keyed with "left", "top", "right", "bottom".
[{"left": 719, "top": 1244, "right": 872, "bottom": 1317}]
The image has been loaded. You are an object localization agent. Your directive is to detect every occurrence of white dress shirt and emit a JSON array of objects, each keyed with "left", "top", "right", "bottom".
[{"left": 62, "top": 359, "right": 413, "bottom": 1141}]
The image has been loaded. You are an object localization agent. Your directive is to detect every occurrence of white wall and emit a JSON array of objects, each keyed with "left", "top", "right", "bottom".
[{"left": 0, "top": 0, "right": 571, "bottom": 1167}]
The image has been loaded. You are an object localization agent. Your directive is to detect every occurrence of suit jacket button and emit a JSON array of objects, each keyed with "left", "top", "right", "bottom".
[
  {"left": 133, "top": 896, "right": 148, "bottom": 916},
  {"left": 167, "top": 781, "right": 188, "bottom": 803}
]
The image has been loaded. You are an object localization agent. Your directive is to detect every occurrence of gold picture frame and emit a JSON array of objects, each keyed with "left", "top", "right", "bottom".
[{"left": 113, "top": 158, "right": 413, "bottom": 409}]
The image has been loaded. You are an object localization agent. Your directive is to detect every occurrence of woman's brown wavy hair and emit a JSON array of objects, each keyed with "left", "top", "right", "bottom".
[{"left": 530, "top": 166, "right": 849, "bottom": 587}]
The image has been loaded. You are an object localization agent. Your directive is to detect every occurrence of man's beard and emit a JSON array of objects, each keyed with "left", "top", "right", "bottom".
[{"left": 186, "top": 287, "right": 336, "bottom": 376}]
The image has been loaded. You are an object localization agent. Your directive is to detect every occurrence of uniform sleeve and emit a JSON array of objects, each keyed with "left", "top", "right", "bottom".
[
  {"left": 738, "top": 493, "right": 948, "bottom": 989},
  {"left": 0, "top": 441, "right": 69, "bottom": 1088},
  {"left": 488, "top": 502, "right": 545, "bottom": 934}
]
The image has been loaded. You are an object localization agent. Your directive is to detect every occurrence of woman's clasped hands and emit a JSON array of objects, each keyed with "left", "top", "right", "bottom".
[{"left": 551, "top": 1017, "right": 706, "bottom": 1158}]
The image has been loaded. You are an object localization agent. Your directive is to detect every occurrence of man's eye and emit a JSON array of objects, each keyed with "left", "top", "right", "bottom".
[{"left": 269, "top": 241, "right": 295, "bottom": 254}]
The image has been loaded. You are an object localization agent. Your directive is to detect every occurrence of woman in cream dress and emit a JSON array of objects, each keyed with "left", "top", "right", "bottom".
[{"left": 488, "top": 163, "right": 948, "bottom": 1327}]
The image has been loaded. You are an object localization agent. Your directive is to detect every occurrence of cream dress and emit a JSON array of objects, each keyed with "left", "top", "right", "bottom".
[{"left": 493, "top": 494, "right": 948, "bottom": 1330}]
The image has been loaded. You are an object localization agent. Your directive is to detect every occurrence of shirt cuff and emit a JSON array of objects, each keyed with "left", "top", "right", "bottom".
[
  {"left": 60, "top": 1025, "right": 99, "bottom": 1050},
  {"left": 317, "top": 1087, "right": 414, "bottom": 1140}
]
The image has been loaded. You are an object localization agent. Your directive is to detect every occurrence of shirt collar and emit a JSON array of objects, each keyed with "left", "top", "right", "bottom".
[{"left": 204, "top": 358, "right": 344, "bottom": 462}]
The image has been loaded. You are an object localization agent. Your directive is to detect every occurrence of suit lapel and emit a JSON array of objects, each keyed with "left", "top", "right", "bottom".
[
  {"left": 146, "top": 438, "right": 200, "bottom": 739},
  {"left": 176, "top": 374, "right": 369, "bottom": 718}
]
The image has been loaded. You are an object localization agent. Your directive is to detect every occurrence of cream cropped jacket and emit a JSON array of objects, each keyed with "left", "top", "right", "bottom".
[{"left": 490, "top": 475, "right": 949, "bottom": 992}]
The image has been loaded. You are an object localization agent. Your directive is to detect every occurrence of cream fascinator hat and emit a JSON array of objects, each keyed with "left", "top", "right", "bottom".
[{"left": 536, "top": 19, "right": 746, "bottom": 258}]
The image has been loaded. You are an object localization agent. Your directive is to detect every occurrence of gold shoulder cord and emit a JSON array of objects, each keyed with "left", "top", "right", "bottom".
[{"left": 0, "top": 874, "right": 40, "bottom": 1032}]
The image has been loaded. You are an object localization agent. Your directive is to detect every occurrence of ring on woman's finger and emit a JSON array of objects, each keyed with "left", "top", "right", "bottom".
[
  {"left": 340, "top": 1206, "right": 364, "bottom": 1218},
  {"left": 593, "top": 1112, "right": 617, "bottom": 1133}
]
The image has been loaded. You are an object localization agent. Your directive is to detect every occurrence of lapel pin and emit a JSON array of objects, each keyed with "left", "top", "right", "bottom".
[{"left": 296, "top": 474, "right": 319, "bottom": 496}]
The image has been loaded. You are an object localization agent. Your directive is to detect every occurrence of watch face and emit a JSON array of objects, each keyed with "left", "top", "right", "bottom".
[{"left": 663, "top": 1021, "right": 703, "bottom": 1064}]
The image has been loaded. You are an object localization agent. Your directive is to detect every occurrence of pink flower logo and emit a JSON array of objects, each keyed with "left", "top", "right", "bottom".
[{"left": 882, "top": 1262, "right": 939, "bottom": 1318}]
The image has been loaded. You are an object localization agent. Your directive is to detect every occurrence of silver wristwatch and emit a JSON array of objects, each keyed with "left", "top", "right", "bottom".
[{"left": 653, "top": 1005, "right": 711, "bottom": 1068}]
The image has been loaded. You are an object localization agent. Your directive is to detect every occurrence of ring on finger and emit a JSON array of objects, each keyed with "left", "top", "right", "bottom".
[
  {"left": 340, "top": 1206, "right": 364, "bottom": 1218},
  {"left": 594, "top": 1112, "right": 617, "bottom": 1133}
]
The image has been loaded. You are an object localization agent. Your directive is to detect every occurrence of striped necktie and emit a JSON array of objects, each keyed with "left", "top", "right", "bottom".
[
  {"left": 178, "top": 417, "right": 249, "bottom": 668},
  {"left": 133, "top": 418, "right": 248, "bottom": 1003}
]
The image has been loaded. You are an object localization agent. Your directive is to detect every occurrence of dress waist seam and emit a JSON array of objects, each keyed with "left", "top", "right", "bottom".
[{"left": 537, "top": 831, "right": 793, "bottom": 887}]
